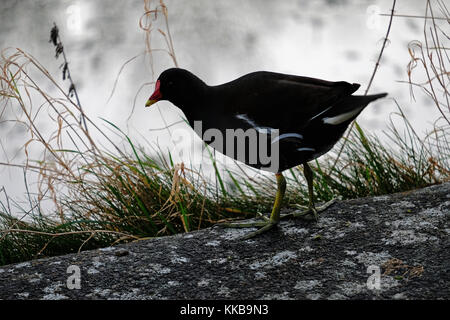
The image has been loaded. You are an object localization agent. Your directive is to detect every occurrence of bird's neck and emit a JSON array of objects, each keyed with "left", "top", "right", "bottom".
[{"left": 174, "top": 85, "right": 211, "bottom": 125}]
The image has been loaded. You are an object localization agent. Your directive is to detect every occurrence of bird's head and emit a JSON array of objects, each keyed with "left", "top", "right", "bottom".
[{"left": 145, "top": 68, "right": 206, "bottom": 109}]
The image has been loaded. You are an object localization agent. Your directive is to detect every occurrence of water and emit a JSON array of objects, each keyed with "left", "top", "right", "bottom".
[{"left": 0, "top": 0, "right": 447, "bottom": 215}]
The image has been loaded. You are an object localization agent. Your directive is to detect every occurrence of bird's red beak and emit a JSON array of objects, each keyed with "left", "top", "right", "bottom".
[{"left": 145, "top": 80, "right": 162, "bottom": 107}]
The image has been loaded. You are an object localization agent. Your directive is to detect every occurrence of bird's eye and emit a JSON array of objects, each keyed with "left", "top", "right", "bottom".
[{"left": 167, "top": 81, "right": 174, "bottom": 86}]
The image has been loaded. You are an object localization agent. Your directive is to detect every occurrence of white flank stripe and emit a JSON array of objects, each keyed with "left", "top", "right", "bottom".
[
  {"left": 236, "top": 114, "right": 258, "bottom": 127},
  {"left": 322, "top": 107, "right": 364, "bottom": 125},
  {"left": 236, "top": 114, "right": 276, "bottom": 133},
  {"left": 256, "top": 127, "right": 275, "bottom": 134},
  {"left": 309, "top": 106, "right": 332, "bottom": 122},
  {"left": 297, "top": 147, "right": 315, "bottom": 152},
  {"left": 271, "top": 133, "right": 303, "bottom": 144}
]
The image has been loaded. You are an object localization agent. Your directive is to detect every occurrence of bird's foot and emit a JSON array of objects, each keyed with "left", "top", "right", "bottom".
[
  {"left": 220, "top": 219, "right": 278, "bottom": 240},
  {"left": 282, "top": 198, "right": 337, "bottom": 221}
]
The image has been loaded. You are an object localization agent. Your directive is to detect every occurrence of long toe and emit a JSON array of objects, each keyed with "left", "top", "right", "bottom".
[
  {"left": 220, "top": 220, "right": 270, "bottom": 228},
  {"left": 282, "top": 198, "right": 338, "bottom": 220},
  {"left": 219, "top": 220, "right": 278, "bottom": 240},
  {"left": 286, "top": 207, "right": 317, "bottom": 220},
  {"left": 240, "top": 221, "right": 278, "bottom": 240},
  {"left": 316, "top": 198, "right": 338, "bottom": 213}
]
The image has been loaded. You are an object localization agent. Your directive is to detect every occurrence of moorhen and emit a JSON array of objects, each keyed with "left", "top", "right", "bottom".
[{"left": 146, "top": 68, "right": 387, "bottom": 239}]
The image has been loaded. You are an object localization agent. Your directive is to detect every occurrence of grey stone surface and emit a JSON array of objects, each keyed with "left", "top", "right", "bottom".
[{"left": 0, "top": 183, "right": 449, "bottom": 300}]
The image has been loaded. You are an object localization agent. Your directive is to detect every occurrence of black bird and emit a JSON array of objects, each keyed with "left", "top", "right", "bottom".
[{"left": 146, "top": 68, "right": 387, "bottom": 239}]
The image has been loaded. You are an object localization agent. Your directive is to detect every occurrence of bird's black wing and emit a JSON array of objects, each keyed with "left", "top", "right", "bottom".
[{"left": 218, "top": 71, "right": 360, "bottom": 132}]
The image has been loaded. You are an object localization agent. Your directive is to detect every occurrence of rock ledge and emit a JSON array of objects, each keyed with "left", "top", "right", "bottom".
[{"left": 1, "top": 183, "right": 449, "bottom": 299}]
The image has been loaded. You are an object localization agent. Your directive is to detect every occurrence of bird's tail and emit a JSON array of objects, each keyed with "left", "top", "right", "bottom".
[
  {"left": 320, "top": 92, "right": 388, "bottom": 126},
  {"left": 350, "top": 92, "right": 388, "bottom": 105}
]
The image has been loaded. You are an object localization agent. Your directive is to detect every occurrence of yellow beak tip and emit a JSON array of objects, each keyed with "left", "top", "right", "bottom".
[{"left": 145, "top": 99, "right": 157, "bottom": 107}]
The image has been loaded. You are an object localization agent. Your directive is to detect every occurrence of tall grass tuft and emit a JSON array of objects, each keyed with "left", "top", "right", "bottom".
[{"left": 0, "top": 45, "right": 271, "bottom": 265}]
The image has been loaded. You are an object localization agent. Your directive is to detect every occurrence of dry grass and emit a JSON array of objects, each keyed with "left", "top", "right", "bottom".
[
  {"left": 0, "top": 43, "right": 261, "bottom": 265},
  {"left": 382, "top": 258, "right": 424, "bottom": 280}
]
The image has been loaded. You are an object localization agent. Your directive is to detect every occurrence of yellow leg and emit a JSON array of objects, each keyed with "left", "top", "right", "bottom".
[
  {"left": 220, "top": 173, "right": 286, "bottom": 239},
  {"left": 269, "top": 172, "right": 287, "bottom": 223},
  {"left": 282, "top": 163, "right": 336, "bottom": 220}
]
